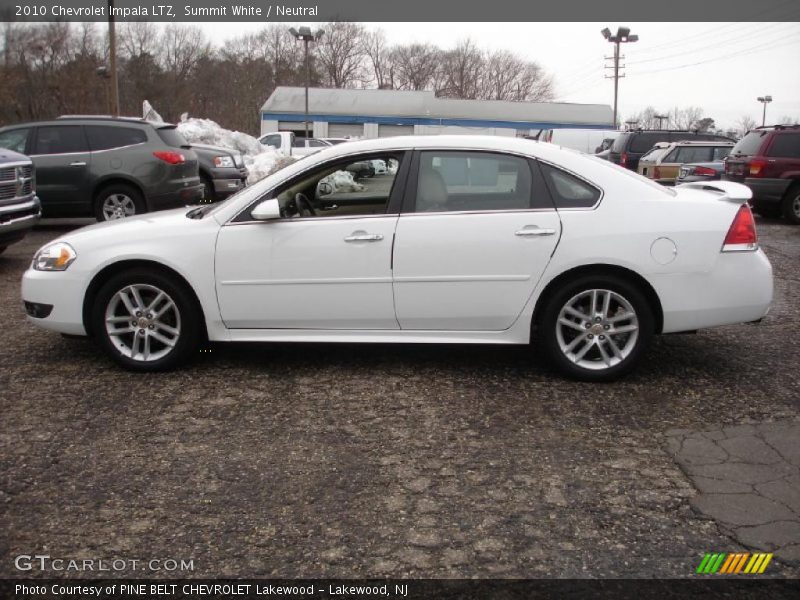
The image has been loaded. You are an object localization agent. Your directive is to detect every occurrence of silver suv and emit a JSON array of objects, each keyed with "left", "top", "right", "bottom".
[{"left": 0, "top": 148, "right": 40, "bottom": 254}]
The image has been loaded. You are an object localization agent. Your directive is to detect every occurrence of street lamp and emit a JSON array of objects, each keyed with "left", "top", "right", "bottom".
[
  {"left": 289, "top": 26, "right": 324, "bottom": 142},
  {"left": 654, "top": 114, "right": 668, "bottom": 130},
  {"left": 602, "top": 26, "right": 638, "bottom": 129},
  {"left": 757, "top": 95, "right": 772, "bottom": 127}
]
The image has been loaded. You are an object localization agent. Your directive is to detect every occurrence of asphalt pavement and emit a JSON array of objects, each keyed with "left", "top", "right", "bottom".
[{"left": 0, "top": 217, "right": 798, "bottom": 578}]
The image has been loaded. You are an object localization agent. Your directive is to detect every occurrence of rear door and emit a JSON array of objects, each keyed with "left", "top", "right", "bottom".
[
  {"left": 392, "top": 150, "right": 561, "bottom": 331},
  {"left": 30, "top": 125, "right": 92, "bottom": 215}
]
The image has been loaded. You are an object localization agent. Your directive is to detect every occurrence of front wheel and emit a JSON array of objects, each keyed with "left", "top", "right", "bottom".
[
  {"left": 91, "top": 269, "right": 201, "bottom": 371},
  {"left": 537, "top": 275, "right": 654, "bottom": 381},
  {"left": 781, "top": 184, "right": 800, "bottom": 225}
]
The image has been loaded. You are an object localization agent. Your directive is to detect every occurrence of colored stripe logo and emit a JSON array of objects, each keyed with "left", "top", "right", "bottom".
[{"left": 696, "top": 552, "right": 773, "bottom": 574}]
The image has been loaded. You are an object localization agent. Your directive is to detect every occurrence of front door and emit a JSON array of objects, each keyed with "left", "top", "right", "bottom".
[
  {"left": 393, "top": 150, "right": 562, "bottom": 331},
  {"left": 215, "top": 152, "right": 407, "bottom": 329},
  {"left": 30, "top": 125, "right": 93, "bottom": 215}
]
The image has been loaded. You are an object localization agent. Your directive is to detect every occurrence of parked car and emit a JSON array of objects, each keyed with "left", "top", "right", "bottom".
[
  {"left": 538, "top": 128, "right": 619, "bottom": 154},
  {"left": 319, "top": 137, "right": 352, "bottom": 145},
  {"left": 191, "top": 143, "right": 248, "bottom": 203},
  {"left": 637, "top": 140, "right": 734, "bottom": 185},
  {"left": 676, "top": 162, "right": 728, "bottom": 184},
  {"left": 0, "top": 148, "right": 40, "bottom": 255},
  {"left": 609, "top": 130, "right": 734, "bottom": 172},
  {"left": 0, "top": 117, "right": 204, "bottom": 221},
  {"left": 259, "top": 132, "right": 330, "bottom": 157},
  {"left": 21, "top": 136, "right": 772, "bottom": 381},
  {"left": 722, "top": 124, "right": 800, "bottom": 223}
]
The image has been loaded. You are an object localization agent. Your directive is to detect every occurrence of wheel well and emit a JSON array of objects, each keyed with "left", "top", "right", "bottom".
[
  {"left": 92, "top": 178, "right": 145, "bottom": 204},
  {"left": 531, "top": 264, "right": 664, "bottom": 335},
  {"left": 82, "top": 260, "right": 207, "bottom": 339}
]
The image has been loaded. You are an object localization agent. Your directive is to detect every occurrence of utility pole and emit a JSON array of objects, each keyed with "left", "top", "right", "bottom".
[
  {"left": 602, "top": 27, "right": 638, "bottom": 129},
  {"left": 654, "top": 114, "right": 668, "bottom": 130},
  {"left": 108, "top": 0, "right": 120, "bottom": 117},
  {"left": 289, "top": 27, "right": 324, "bottom": 141}
]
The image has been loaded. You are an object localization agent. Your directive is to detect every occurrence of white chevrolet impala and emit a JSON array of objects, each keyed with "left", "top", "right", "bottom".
[{"left": 21, "top": 136, "right": 773, "bottom": 381}]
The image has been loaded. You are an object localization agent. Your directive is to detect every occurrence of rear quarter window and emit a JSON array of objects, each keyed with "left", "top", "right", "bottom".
[
  {"left": 86, "top": 126, "right": 147, "bottom": 151},
  {"left": 731, "top": 130, "right": 769, "bottom": 157},
  {"left": 611, "top": 134, "right": 630, "bottom": 152},
  {"left": 539, "top": 163, "right": 601, "bottom": 208},
  {"left": 0, "top": 128, "right": 31, "bottom": 154},
  {"left": 155, "top": 127, "right": 189, "bottom": 148},
  {"left": 766, "top": 133, "right": 800, "bottom": 158}
]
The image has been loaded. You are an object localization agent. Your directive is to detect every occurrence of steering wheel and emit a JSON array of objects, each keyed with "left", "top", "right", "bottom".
[{"left": 294, "top": 193, "right": 316, "bottom": 217}]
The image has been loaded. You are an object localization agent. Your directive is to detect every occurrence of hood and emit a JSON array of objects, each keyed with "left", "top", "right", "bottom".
[
  {"left": 0, "top": 148, "right": 30, "bottom": 163},
  {"left": 52, "top": 208, "right": 193, "bottom": 247}
]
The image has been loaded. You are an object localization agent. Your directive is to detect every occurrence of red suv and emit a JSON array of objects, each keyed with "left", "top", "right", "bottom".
[{"left": 723, "top": 124, "right": 800, "bottom": 224}]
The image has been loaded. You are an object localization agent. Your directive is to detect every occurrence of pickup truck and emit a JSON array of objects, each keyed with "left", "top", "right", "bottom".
[
  {"left": 192, "top": 143, "right": 248, "bottom": 203},
  {"left": 258, "top": 131, "right": 331, "bottom": 157},
  {"left": 0, "top": 149, "right": 40, "bottom": 254}
]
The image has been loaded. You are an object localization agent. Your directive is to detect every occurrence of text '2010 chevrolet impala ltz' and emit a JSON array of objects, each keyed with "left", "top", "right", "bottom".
[{"left": 21, "top": 136, "right": 773, "bottom": 381}]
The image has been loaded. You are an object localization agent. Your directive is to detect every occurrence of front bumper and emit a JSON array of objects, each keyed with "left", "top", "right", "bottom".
[
  {"left": 0, "top": 196, "right": 41, "bottom": 246},
  {"left": 148, "top": 183, "right": 205, "bottom": 212},
  {"left": 22, "top": 266, "right": 90, "bottom": 336},
  {"left": 213, "top": 175, "right": 247, "bottom": 198}
]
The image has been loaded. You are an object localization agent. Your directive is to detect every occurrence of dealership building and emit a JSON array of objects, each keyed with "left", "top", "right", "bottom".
[{"left": 260, "top": 87, "right": 614, "bottom": 139}]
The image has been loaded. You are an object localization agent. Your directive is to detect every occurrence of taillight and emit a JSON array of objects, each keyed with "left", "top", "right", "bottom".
[
  {"left": 748, "top": 159, "right": 766, "bottom": 177},
  {"left": 722, "top": 204, "right": 758, "bottom": 252},
  {"left": 620, "top": 152, "right": 628, "bottom": 167},
  {"left": 694, "top": 166, "right": 717, "bottom": 177},
  {"left": 653, "top": 166, "right": 661, "bottom": 179},
  {"left": 153, "top": 151, "right": 185, "bottom": 165}
]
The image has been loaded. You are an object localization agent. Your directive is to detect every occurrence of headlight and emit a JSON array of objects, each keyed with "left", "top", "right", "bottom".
[
  {"left": 32, "top": 242, "right": 77, "bottom": 271},
  {"left": 213, "top": 156, "right": 235, "bottom": 168}
]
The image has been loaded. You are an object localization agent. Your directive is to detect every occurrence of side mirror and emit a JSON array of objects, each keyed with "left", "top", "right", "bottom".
[{"left": 251, "top": 198, "right": 281, "bottom": 220}]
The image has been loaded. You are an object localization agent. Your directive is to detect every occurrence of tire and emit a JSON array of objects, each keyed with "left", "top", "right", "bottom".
[
  {"left": 94, "top": 184, "right": 146, "bottom": 222},
  {"left": 537, "top": 275, "right": 655, "bottom": 382},
  {"left": 91, "top": 268, "right": 201, "bottom": 371},
  {"left": 200, "top": 174, "right": 217, "bottom": 204},
  {"left": 781, "top": 183, "right": 800, "bottom": 225}
]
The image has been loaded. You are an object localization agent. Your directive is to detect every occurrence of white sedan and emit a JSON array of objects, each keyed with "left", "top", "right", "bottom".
[{"left": 21, "top": 136, "right": 773, "bottom": 381}]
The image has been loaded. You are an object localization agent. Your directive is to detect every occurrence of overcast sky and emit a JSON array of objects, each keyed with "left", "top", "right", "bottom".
[{"left": 199, "top": 21, "right": 800, "bottom": 130}]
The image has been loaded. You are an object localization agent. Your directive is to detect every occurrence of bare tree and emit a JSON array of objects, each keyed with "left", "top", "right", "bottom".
[
  {"left": 669, "top": 106, "right": 703, "bottom": 130},
  {"left": 737, "top": 115, "right": 757, "bottom": 136},
  {"left": 778, "top": 115, "right": 797, "bottom": 125},
  {"left": 316, "top": 22, "right": 367, "bottom": 88},
  {"left": 437, "top": 38, "right": 484, "bottom": 99},
  {"left": 362, "top": 28, "right": 393, "bottom": 89},
  {"left": 390, "top": 43, "right": 440, "bottom": 91},
  {"left": 118, "top": 21, "right": 159, "bottom": 59},
  {"left": 160, "top": 25, "right": 209, "bottom": 80}
]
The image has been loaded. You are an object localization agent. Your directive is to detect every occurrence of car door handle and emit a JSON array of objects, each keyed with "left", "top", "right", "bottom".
[
  {"left": 344, "top": 233, "right": 384, "bottom": 242},
  {"left": 69, "top": 161, "right": 87, "bottom": 167},
  {"left": 515, "top": 226, "right": 556, "bottom": 237}
]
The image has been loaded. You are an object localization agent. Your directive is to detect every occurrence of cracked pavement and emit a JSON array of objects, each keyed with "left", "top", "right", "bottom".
[{"left": 0, "top": 217, "right": 798, "bottom": 578}]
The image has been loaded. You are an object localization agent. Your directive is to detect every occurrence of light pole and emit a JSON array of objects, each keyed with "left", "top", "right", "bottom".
[
  {"left": 107, "top": 0, "right": 120, "bottom": 117},
  {"left": 602, "top": 26, "right": 638, "bottom": 129},
  {"left": 654, "top": 114, "right": 668, "bottom": 130},
  {"left": 757, "top": 95, "right": 772, "bottom": 126},
  {"left": 289, "top": 26, "right": 324, "bottom": 142}
]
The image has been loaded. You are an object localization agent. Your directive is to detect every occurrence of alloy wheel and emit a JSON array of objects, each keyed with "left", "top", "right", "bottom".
[
  {"left": 104, "top": 284, "right": 181, "bottom": 362},
  {"left": 102, "top": 193, "right": 137, "bottom": 220},
  {"left": 555, "top": 289, "right": 639, "bottom": 371}
]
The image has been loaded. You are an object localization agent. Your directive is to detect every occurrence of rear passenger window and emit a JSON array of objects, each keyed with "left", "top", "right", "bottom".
[
  {"left": 414, "top": 151, "right": 539, "bottom": 212},
  {"left": 767, "top": 133, "right": 800, "bottom": 158},
  {"left": 630, "top": 134, "right": 663, "bottom": 153},
  {"left": 34, "top": 126, "right": 88, "bottom": 155},
  {"left": 539, "top": 163, "right": 601, "bottom": 209},
  {"left": 86, "top": 126, "right": 147, "bottom": 151}
]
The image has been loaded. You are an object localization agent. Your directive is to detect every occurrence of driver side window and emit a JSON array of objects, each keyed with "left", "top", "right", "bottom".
[{"left": 274, "top": 153, "right": 404, "bottom": 219}]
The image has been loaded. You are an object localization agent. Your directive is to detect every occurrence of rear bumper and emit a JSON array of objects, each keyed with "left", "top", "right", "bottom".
[
  {"left": 722, "top": 176, "right": 790, "bottom": 206},
  {"left": 652, "top": 249, "right": 773, "bottom": 334},
  {"left": 0, "top": 196, "right": 41, "bottom": 245},
  {"left": 147, "top": 183, "right": 204, "bottom": 211}
]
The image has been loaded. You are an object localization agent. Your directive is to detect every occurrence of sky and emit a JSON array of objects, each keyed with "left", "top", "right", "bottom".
[{"left": 198, "top": 21, "right": 800, "bottom": 130}]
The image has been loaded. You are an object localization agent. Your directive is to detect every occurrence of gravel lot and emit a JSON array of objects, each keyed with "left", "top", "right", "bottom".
[{"left": 1, "top": 217, "right": 798, "bottom": 579}]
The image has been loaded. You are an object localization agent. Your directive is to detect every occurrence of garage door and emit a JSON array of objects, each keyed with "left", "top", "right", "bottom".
[
  {"left": 278, "top": 121, "right": 305, "bottom": 131},
  {"left": 379, "top": 124, "right": 414, "bottom": 138},
  {"left": 327, "top": 123, "right": 364, "bottom": 138}
]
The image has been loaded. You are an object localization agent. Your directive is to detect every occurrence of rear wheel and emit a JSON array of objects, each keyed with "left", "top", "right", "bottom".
[
  {"left": 781, "top": 183, "right": 800, "bottom": 225},
  {"left": 91, "top": 268, "right": 200, "bottom": 371},
  {"left": 94, "top": 184, "right": 145, "bottom": 222},
  {"left": 538, "top": 275, "right": 654, "bottom": 381}
]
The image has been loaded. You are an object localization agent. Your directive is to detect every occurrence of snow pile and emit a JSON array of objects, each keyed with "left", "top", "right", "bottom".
[
  {"left": 177, "top": 117, "right": 264, "bottom": 159},
  {"left": 246, "top": 151, "right": 298, "bottom": 185},
  {"left": 321, "top": 170, "right": 365, "bottom": 194}
]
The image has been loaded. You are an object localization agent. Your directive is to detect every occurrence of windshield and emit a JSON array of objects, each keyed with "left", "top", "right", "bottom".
[{"left": 640, "top": 146, "right": 668, "bottom": 162}]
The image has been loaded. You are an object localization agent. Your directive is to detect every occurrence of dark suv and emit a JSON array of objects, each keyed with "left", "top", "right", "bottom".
[
  {"left": 609, "top": 130, "right": 734, "bottom": 172},
  {"left": 192, "top": 143, "right": 248, "bottom": 203},
  {"left": 723, "top": 125, "right": 800, "bottom": 224},
  {"left": 0, "top": 117, "right": 204, "bottom": 221}
]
